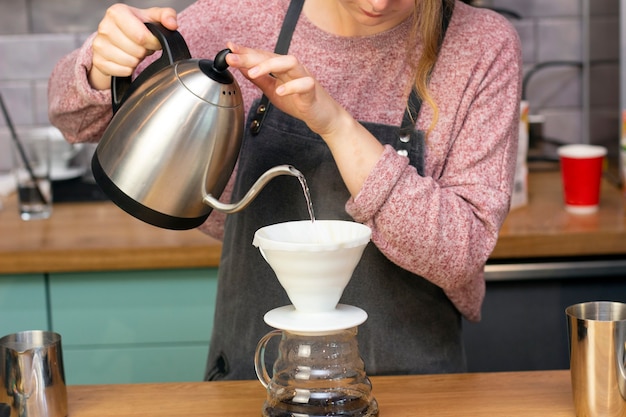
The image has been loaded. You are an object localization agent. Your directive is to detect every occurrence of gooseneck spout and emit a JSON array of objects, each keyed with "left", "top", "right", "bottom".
[{"left": 203, "top": 165, "right": 303, "bottom": 214}]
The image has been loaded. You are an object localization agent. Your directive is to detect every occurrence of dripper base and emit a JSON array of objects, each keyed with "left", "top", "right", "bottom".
[{"left": 264, "top": 304, "right": 367, "bottom": 333}]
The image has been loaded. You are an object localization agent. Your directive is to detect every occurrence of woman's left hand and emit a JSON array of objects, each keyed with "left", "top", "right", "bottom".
[
  {"left": 225, "top": 42, "right": 384, "bottom": 197},
  {"left": 225, "top": 43, "right": 347, "bottom": 138}
]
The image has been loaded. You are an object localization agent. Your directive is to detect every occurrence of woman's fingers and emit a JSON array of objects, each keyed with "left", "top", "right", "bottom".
[
  {"left": 275, "top": 76, "right": 316, "bottom": 96},
  {"left": 93, "top": 5, "right": 178, "bottom": 76},
  {"left": 226, "top": 43, "right": 306, "bottom": 82}
]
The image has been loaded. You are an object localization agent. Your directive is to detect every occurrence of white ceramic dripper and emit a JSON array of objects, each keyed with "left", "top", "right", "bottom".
[{"left": 253, "top": 220, "right": 371, "bottom": 314}]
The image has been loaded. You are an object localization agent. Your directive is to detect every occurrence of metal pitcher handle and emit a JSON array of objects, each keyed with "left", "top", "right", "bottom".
[{"left": 254, "top": 329, "right": 282, "bottom": 388}]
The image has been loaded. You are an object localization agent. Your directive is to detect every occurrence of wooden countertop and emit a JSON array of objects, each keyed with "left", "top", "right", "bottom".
[
  {"left": 491, "top": 171, "right": 625, "bottom": 259},
  {"left": 1, "top": 170, "right": 624, "bottom": 274},
  {"left": 0, "top": 193, "right": 222, "bottom": 274},
  {"left": 67, "top": 370, "right": 576, "bottom": 416}
]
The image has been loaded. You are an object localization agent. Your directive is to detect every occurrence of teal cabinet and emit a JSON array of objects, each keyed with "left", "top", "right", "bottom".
[
  {"left": 0, "top": 274, "right": 48, "bottom": 337},
  {"left": 49, "top": 268, "right": 218, "bottom": 385},
  {"left": 62, "top": 344, "right": 210, "bottom": 385}
]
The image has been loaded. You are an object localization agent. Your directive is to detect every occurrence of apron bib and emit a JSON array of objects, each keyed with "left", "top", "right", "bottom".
[
  {"left": 205, "top": 0, "right": 464, "bottom": 381},
  {"left": 205, "top": 107, "right": 465, "bottom": 380}
]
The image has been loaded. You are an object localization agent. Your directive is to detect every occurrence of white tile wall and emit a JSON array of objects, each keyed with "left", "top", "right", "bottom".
[
  {"left": 0, "top": 34, "right": 80, "bottom": 126},
  {"left": 493, "top": 0, "right": 581, "bottom": 18},
  {"left": 493, "top": 0, "right": 619, "bottom": 155}
]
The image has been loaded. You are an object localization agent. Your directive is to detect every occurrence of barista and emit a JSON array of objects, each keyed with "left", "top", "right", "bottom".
[{"left": 48, "top": 0, "right": 522, "bottom": 379}]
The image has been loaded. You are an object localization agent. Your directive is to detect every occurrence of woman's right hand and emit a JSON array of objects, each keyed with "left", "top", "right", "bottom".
[{"left": 88, "top": 4, "right": 178, "bottom": 90}]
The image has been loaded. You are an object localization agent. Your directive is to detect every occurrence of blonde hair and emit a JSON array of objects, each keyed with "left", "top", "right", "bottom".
[{"left": 410, "top": 0, "right": 453, "bottom": 134}]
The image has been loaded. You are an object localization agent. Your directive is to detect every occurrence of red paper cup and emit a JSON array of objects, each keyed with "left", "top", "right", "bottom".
[{"left": 557, "top": 144, "right": 607, "bottom": 215}]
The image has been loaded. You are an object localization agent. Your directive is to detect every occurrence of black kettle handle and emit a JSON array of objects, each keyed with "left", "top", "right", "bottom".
[{"left": 111, "top": 22, "right": 192, "bottom": 113}]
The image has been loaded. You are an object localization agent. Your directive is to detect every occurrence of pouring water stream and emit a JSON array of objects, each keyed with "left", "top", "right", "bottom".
[{"left": 296, "top": 172, "right": 315, "bottom": 223}]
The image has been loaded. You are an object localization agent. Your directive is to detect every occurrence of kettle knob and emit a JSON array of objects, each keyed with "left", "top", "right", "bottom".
[
  {"left": 213, "top": 49, "right": 230, "bottom": 72},
  {"left": 197, "top": 49, "right": 235, "bottom": 85}
]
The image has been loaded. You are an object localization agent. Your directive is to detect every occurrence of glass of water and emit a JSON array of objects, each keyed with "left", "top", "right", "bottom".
[{"left": 11, "top": 127, "right": 53, "bottom": 220}]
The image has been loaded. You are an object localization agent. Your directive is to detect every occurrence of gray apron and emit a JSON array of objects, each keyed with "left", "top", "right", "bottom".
[{"left": 205, "top": 0, "right": 464, "bottom": 381}]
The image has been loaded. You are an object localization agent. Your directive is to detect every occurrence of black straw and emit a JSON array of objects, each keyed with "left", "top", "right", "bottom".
[{"left": 0, "top": 92, "right": 49, "bottom": 206}]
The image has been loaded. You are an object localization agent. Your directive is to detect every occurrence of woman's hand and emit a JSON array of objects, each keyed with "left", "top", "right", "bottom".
[
  {"left": 225, "top": 42, "right": 384, "bottom": 197},
  {"left": 88, "top": 4, "right": 178, "bottom": 90},
  {"left": 225, "top": 42, "right": 347, "bottom": 138}
]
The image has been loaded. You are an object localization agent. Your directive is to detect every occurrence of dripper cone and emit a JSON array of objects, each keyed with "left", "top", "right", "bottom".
[{"left": 253, "top": 220, "right": 371, "bottom": 313}]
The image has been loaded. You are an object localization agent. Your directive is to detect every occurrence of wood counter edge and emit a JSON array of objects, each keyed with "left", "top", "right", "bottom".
[
  {"left": 0, "top": 245, "right": 222, "bottom": 274},
  {"left": 491, "top": 232, "right": 626, "bottom": 259}
]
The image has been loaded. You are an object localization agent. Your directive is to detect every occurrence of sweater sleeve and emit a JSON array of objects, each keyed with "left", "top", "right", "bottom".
[
  {"left": 47, "top": 33, "right": 113, "bottom": 144},
  {"left": 346, "top": 13, "right": 522, "bottom": 322}
]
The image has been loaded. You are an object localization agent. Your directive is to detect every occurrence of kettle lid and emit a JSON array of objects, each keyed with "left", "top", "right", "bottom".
[{"left": 176, "top": 51, "right": 242, "bottom": 108}]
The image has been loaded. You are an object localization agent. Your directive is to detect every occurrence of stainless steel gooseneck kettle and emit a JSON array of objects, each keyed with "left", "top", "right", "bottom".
[{"left": 92, "top": 22, "right": 300, "bottom": 230}]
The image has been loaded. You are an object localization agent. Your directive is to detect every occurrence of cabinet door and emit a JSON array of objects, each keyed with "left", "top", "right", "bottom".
[
  {"left": 63, "top": 344, "right": 210, "bottom": 385},
  {"left": 49, "top": 268, "right": 218, "bottom": 384},
  {"left": 0, "top": 274, "right": 48, "bottom": 337},
  {"left": 463, "top": 275, "right": 626, "bottom": 372}
]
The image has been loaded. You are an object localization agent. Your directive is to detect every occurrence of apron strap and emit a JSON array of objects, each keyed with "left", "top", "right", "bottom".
[
  {"left": 398, "top": 0, "right": 455, "bottom": 138},
  {"left": 250, "top": 0, "right": 305, "bottom": 135}
]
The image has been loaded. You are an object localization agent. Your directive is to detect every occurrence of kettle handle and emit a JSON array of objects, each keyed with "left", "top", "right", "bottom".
[{"left": 111, "top": 22, "right": 192, "bottom": 113}]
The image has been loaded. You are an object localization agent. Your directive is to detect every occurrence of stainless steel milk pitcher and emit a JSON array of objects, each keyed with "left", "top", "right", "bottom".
[
  {"left": 92, "top": 23, "right": 300, "bottom": 230},
  {"left": 566, "top": 301, "right": 626, "bottom": 417},
  {"left": 0, "top": 331, "right": 67, "bottom": 417}
]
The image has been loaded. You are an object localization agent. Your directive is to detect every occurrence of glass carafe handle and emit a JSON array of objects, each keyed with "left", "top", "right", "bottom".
[{"left": 254, "top": 329, "right": 282, "bottom": 388}]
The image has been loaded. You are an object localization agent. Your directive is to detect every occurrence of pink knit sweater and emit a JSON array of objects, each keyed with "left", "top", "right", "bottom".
[{"left": 48, "top": 0, "right": 522, "bottom": 321}]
